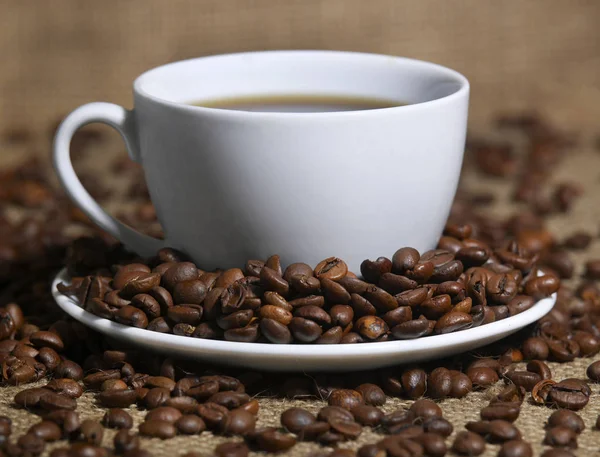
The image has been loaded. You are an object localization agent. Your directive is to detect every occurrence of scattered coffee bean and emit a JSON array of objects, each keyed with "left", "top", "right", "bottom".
[{"left": 452, "top": 431, "right": 486, "bottom": 456}]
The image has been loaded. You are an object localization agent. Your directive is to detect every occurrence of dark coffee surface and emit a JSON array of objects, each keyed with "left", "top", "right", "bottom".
[{"left": 190, "top": 95, "right": 403, "bottom": 112}]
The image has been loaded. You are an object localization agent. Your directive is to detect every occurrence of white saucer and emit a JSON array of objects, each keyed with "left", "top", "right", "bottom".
[{"left": 51, "top": 268, "right": 555, "bottom": 372}]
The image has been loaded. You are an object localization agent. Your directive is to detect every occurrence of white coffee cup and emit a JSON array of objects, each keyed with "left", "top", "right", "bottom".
[{"left": 53, "top": 50, "right": 469, "bottom": 273}]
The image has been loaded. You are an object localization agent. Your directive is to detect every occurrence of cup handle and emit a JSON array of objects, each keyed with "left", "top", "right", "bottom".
[{"left": 53, "top": 102, "right": 164, "bottom": 257}]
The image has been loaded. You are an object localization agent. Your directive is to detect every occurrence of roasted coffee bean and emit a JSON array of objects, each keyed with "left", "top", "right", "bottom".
[
  {"left": 172, "top": 280, "right": 207, "bottom": 305},
  {"left": 427, "top": 367, "right": 452, "bottom": 399},
  {"left": 98, "top": 389, "right": 137, "bottom": 408},
  {"left": 113, "top": 429, "right": 140, "bottom": 454},
  {"left": 452, "top": 430, "right": 486, "bottom": 456},
  {"left": 215, "top": 441, "right": 249, "bottom": 457},
  {"left": 44, "top": 410, "right": 80, "bottom": 434},
  {"left": 39, "top": 391, "right": 77, "bottom": 411},
  {"left": 281, "top": 407, "right": 316, "bottom": 433},
  {"left": 130, "top": 294, "right": 161, "bottom": 320},
  {"left": 572, "top": 331, "right": 600, "bottom": 356},
  {"left": 547, "top": 410, "right": 585, "bottom": 434},
  {"left": 364, "top": 286, "right": 397, "bottom": 312},
  {"left": 357, "top": 444, "right": 384, "bottom": 457},
  {"left": 351, "top": 404, "right": 383, "bottom": 427},
  {"left": 320, "top": 278, "right": 351, "bottom": 304},
  {"left": 467, "top": 419, "right": 521, "bottom": 443},
  {"left": 360, "top": 257, "right": 392, "bottom": 283},
  {"left": 401, "top": 368, "right": 427, "bottom": 399},
  {"left": 394, "top": 287, "right": 429, "bottom": 308},
  {"left": 392, "top": 247, "right": 420, "bottom": 273},
  {"left": 29, "top": 331, "right": 64, "bottom": 352},
  {"left": 168, "top": 305, "right": 203, "bottom": 325},
  {"left": 208, "top": 391, "right": 250, "bottom": 410},
  {"left": 45, "top": 378, "right": 83, "bottom": 398},
  {"left": 139, "top": 419, "right": 177, "bottom": 439},
  {"left": 420, "top": 294, "right": 453, "bottom": 320},
  {"left": 329, "top": 417, "right": 362, "bottom": 439},
  {"left": 481, "top": 402, "right": 521, "bottom": 422},
  {"left": 17, "top": 434, "right": 45, "bottom": 455},
  {"left": 355, "top": 383, "right": 386, "bottom": 406},
  {"left": 329, "top": 305, "right": 354, "bottom": 327},
  {"left": 197, "top": 402, "right": 229, "bottom": 429},
  {"left": 78, "top": 420, "right": 104, "bottom": 445},
  {"left": 546, "top": 378, "right": 591, "bottom": 410},
  {"left": 318, "top": 406, "right": 355, "bottom": 424},
  {"left": 161, "top": 262, "right": 199, "bottom": 290},
  {"left": 83, "top": 370, "right": 121, "bottom": 389},
  {"left": 522, "top": 337, "right": 549, "bottom": 360},
  {"left": 527, "top": 360, "right": 552, "bottom": 380},
  {"left": 288, "top": 295, "right": 326, "bottom": 308},
  {"left": 503, "top": 370, "right": 541, "bottom": 392},
  {"left": 434, "top": 311, "right": 473, "bottom": 334},
  {"left": 392, "top": 315, "right": 431, "bottom": 339},
  {"left": 409, "top": 399, "right": 442, "bottom": 421},
  {"left": 254, "top": 428, "right": 297, "bottom": 452},
  {"left": 586, "top": 360, "right": 600, "bottom": 381},
  {"left": 146, "top": 406, "right": 182, "bottom": 423},
  {"left": 28, "top": 421, "right": 62, "bottom": 442},
  {"left": 288, "top": 317, "right": 322, "bottom": 342},
  {"left": 175, "top": 414, "right": 206, "bottom": 435},
  {"left": 144, "top": 387, "right": 171, "bottom": 409},
  {"left": 422, "top": 416, "right": 453, "bottom": 437},
  {"left": 350, "top": 293, "right": 377, "bottom": 318},
  {"left": 378, "top": 272, "right": 418, "bottom": 295},
  {"left": 259, "top": 319, "right": 292, "bottom": 344},
  {"left": 355, "top": 316, "right": 388, "bottom": 340},
  {"left": 260, "top": 267, "right": 289, "bottom": 297},
  {"left": 328, "top": 389, "right": 363, "bottom": 410},
  {"left": 101, "top": 409, "right": 133, "bottom": 429},
  {"left": 115, "top": 306, "right": 148, "bottom": 328},
  {"left": 224, "top": 323, "right": 259, "bottom": 342},
  {"left": 542, "top": 250, "right": 574, "bottom": 279},
  {"left": 316, "top": 326, "right": 343, "bottom": 344},
  {"left": 297, "top": 421, "right": 330, "bottom": 441},
  {"left": 547, "top": 338, "right": 580, "bottom": 362},
  {"left": 486, "top": 273, "right": 518, "bottom": 304},
  {"left": 148, "top": 286, "right": 174, "bottom": 313},
  {"left": 165, "top": 396, "right": 198, "bottom": 413},
  {"left": 315, "top": 257, "right": 348, "bottom": 281},
  {"left": 544, "top": 426, "right": 577, "bottom": 448},
  {"left": 340, "top": 332, "right": 363, "bottom": 344},
  {"left": 498, "top": 440, "right": 533, "bottom": 457},
  {"left": 449, "top": 370, "right": 472, "bottom": 398},
  {"left": 294, "top": 305, "right": 331, "bottom": 326},
  {"left": 217, "top": 309, "right": 254, "bottom": 330},
  {"left": 259, "top": 305, "right": 293, "bottom": 325},
  {"left": 14, "top": 387, "right": 50, "bottom": 408},
  {"left": 120, "top": 272, "right": 162, "bottom": 299}
]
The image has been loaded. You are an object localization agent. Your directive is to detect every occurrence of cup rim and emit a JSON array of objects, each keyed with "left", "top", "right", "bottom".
[{"left": 133, "top": 50, "right": 470, "bottom": 118}]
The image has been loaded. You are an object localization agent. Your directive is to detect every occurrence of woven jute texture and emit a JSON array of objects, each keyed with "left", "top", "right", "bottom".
[
  {"left": 0, "top": 128, "right": 599, "bottom": 457},
  {"left": 2, "top": 0, "right": 600, "bottom": 131}
]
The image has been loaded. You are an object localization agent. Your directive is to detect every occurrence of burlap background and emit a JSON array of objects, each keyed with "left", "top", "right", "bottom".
[
  {"left": 2, "top": 1, "right": 600, "bottom": 455},
  {"left": 1, "top": 0, "right": 600, "bottom": 133}
]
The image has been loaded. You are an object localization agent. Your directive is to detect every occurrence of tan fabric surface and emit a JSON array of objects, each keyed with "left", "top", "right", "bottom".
[{"left": 1, "top": 0, "right": 600, "bottom": 132}]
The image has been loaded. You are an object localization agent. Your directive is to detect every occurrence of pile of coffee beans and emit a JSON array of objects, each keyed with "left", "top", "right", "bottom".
[
  {"left": 1, "top": 114, "right": 600, "bottom": 457},
  {"left": 56, "top": 231, "right": 559, "bottom": 344}
]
